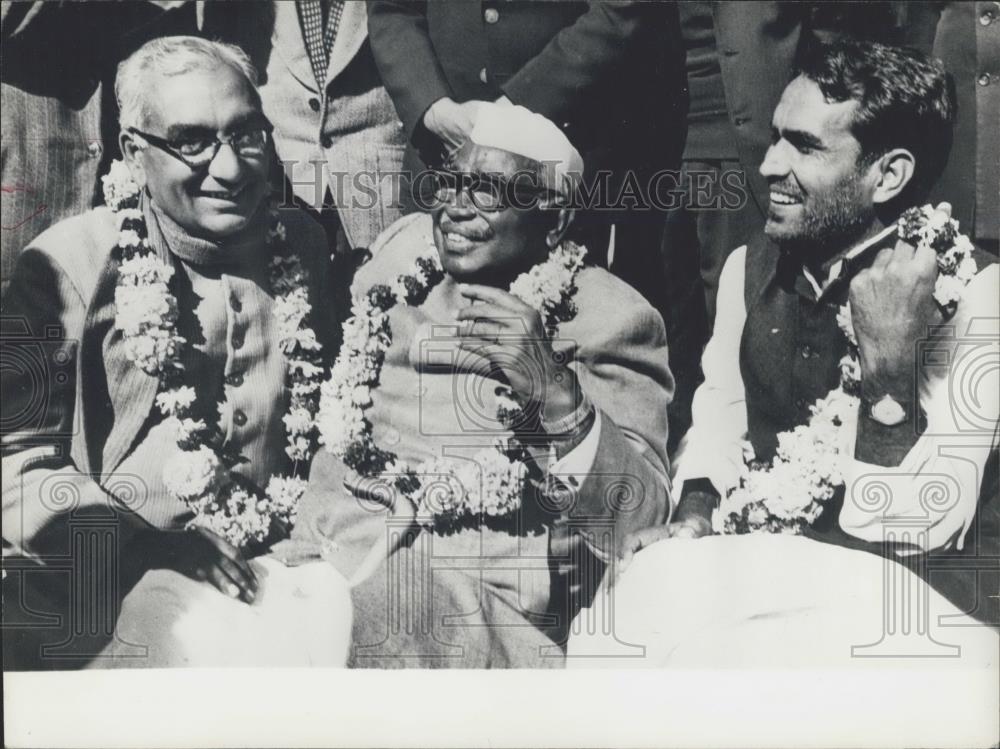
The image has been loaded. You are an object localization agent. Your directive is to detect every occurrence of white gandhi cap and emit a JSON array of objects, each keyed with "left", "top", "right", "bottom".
[{"left": 468, "top": 102, "right": 584, "bottom": 199}]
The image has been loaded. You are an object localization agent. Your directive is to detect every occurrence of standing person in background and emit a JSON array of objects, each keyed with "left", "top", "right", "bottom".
[
  {"left": 661, "top": 0, "right": 906, "bottom": 454},
  {"left": 367, "top": 0, "right": 687, "bottom": 328},
  {"left": 904, "top": 1, "right": 999, "bottom": 256},
  {"left": 198, "top": 0, "right": 408, "bottom": 255},
  {"left": 1, "top": 0, "right": 188, "bottom": 294}
]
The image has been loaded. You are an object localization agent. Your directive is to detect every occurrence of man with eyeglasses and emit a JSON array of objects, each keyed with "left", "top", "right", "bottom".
[
  {"left": 278, "top": 103, "right": 674, "bottom": 667},
  {"left": 195, "top": 0, "right": 409, "bottom": 254},
  {"left": 2, "top": 36, "right": 350, "bottom": 669}
]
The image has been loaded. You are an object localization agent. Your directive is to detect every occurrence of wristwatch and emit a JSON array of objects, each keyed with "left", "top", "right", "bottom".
[
  {"left": 541, "top": 391, "right": 594, "bottom": 437},
  {"left": 868, "top": 394, "right": 908, "bottom": 426}
]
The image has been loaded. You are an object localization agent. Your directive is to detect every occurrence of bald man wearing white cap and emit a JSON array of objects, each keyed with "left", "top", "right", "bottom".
[{"left": 281, "top": 104, "right": 675, "bottom": 667}]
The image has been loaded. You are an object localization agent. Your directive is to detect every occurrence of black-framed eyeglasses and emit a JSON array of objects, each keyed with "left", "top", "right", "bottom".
[
  {"left": 429, "top": 169, "right": 554, "bottom": 212},
  {"left": 127, "top": 125, "right": 272, "bottom": 169}
]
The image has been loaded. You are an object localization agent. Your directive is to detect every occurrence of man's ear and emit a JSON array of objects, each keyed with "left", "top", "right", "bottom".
[
  {"left": 870, "top": 148, "right": 915, "bottom": 206},
  {"left": 544, "top": 206, "right": 575, "bottom": 249},
  {"left": 119, "top": 130, "right": 147, "bottom": 188}
]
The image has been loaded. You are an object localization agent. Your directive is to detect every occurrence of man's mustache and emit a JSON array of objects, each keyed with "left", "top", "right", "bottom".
[
  {"left": 438, "top": 219, "right": 493, "bottom": 241},
  {"left": 768, "top": 181, "right": 804, "bottom": 199}
]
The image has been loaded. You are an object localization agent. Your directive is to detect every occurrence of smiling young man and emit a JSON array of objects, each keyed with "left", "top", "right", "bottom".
[
  {"left": 1, "top": 37, "right": 349, "bottom": 669},
  {"left": 279, "top": 103, "right": 673, "bottom": 667},
  {"left": 670, "top": 41, "right": 998, "bottom": 552},
  {"left": 587, "top": 41, "right": 999, "bottom": 667}
]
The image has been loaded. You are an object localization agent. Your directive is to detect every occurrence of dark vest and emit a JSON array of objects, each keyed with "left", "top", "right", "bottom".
[
  {"left": 740, "top": 233, "right": 999, "bottom": 625},
  {"left": 740, "top": 233, "right": 847, "bottom": 463}
]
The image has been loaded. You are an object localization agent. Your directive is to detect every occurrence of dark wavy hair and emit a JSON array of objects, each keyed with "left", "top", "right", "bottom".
[{"left": 794, "top": 39, "right": 955, "bottom": 204}]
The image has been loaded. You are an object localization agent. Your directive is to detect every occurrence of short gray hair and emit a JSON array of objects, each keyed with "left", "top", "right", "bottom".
[{"left": 116, "top": 36, "right": 259, "bottom": 130}]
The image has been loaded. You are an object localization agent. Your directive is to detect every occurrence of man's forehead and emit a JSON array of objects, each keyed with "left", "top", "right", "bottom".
[
  {"left": 773, "top": 76, "right": 859, "bottom": 143},
  {"left": 452, "top": 143, "right": 540, "bottom": 176},
  {"left": 144, "top": 66, "right": 261, "bottom": 131}
]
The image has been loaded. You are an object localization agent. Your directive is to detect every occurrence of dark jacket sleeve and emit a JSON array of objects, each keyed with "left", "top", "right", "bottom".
[
  {"left": 806, "top": 1, "right": 909, "bottom": 46},
  {"left": 367, "top": 0, "right": 453, "bottom": 143},
  {"left": 500, "top": 1, "right": 661, "bottom": 124}
]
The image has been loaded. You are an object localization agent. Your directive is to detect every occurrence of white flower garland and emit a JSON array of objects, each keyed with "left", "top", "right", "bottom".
[
  {"left": 715, "top": 205, "right": 978, "bottom": 534},
  {"left": 316, "top": 235, "right": 587, "bottom": 530},
  {"left": 102, "top": 160, "right": 323, "bottom": 549}
]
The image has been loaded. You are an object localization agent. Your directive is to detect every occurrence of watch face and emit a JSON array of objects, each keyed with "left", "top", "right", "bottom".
[{"left": 871, "top": 395, "right": 907, "bottom": 426}]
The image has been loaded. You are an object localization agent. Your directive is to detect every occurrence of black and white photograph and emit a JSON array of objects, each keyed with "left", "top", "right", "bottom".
[{"left": 1, "top": 1, "right": 997, "bottom": 747}]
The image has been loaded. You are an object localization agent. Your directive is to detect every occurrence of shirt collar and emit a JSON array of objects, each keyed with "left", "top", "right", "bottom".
[{"left": 801, "top": 223, "right": 898, "bottom": 300}]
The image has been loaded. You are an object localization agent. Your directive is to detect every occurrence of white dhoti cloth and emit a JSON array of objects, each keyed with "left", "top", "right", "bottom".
[
  {"left": 567, "top": 535, "right": 998, "bottom": 670},
  {"left": 101, "top": 558, "right": 352, "bottom": 668}
]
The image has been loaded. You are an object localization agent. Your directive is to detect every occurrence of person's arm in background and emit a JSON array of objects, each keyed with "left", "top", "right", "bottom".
[
  {"left": 889, "top": 1, "right": 945, "bottom": 56},
  {"left": 501, "top": 1, "right": 665, "bottom": 133},
  {"left": 1, "top": 1, "right": 46, "bottom": 37},
  {"left": 1, "top": 1, "right": 182, "bottom": 64},
  {"left": 806, "top": 1, "right": 910, "bottom": 46},
  {"left": 367, "top": 1, "right": 472, "bottom": 159}
]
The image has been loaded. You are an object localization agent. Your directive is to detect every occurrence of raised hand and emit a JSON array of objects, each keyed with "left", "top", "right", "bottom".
[
  {"left": 422, "top": 97, "right": 482, "bottom": 154},
  {"left": 848, "top": 203, "right": 950, "bottom": 397},
  {"left": 455, "top": 283, "right": 580, "bottom": 422}
]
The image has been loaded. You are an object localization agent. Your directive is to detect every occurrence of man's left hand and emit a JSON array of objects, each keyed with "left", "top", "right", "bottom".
[
  {"left": 455, "top": 283, "right": 579, "bottom": 420},
  {"left": 848, "top": 204, "right": 948, "bottom": 394}
]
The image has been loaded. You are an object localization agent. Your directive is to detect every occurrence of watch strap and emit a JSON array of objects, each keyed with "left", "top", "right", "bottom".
[{"left": 541, "top": 391, "right": 594, "bottom": 437}]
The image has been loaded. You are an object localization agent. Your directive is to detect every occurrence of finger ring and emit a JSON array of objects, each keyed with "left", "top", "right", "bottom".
[{"left": 226, "top": 583, "right": 240, "bottom": 598}]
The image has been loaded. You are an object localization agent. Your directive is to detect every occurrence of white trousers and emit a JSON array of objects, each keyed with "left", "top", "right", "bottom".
[
  {"left": 567, "top": 535, "right": 998, "bottom": 670},
  {"left": 104, "top": 558, "right": 352, "bottom": 668}
]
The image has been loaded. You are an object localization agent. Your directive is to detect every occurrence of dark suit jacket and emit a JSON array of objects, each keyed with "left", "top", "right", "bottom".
[
  {"left": 899, "top": 1, "right": 999, "bottom": 246},
  {"left": 367, "top": 0, "right": 686, "bottom": 190}
]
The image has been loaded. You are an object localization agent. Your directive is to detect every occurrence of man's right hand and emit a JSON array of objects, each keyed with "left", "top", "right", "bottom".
[
  {"left": 132, "top": 527, "right": 259, "bottom": 604},
  {"left": 663, "top": 515, "right": 713, "bottom": 540},
  {"left": 422, "top": 97, "right": 481, "bottom": 153},
  {"left": 613, "top": 491, "right": 715, "bottom": 585},
  {"left": 613, "top": 517, "right": 713, "bottom": 586}
]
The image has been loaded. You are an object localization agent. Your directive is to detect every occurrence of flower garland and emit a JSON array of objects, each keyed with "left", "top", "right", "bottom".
[
  {"left": 316, "top": 235, "right": 587, "bottom": 529},
  {"left": 102, "top": 160, "right": 324, "bottom": 549},
  {"left": 715, "top": 205, "right": 978, "bottom": 534}
]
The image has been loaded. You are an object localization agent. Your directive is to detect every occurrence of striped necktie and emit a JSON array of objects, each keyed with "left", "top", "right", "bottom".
[{"left": 296, "top": 0, "right": 346, "bottom": 91}]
